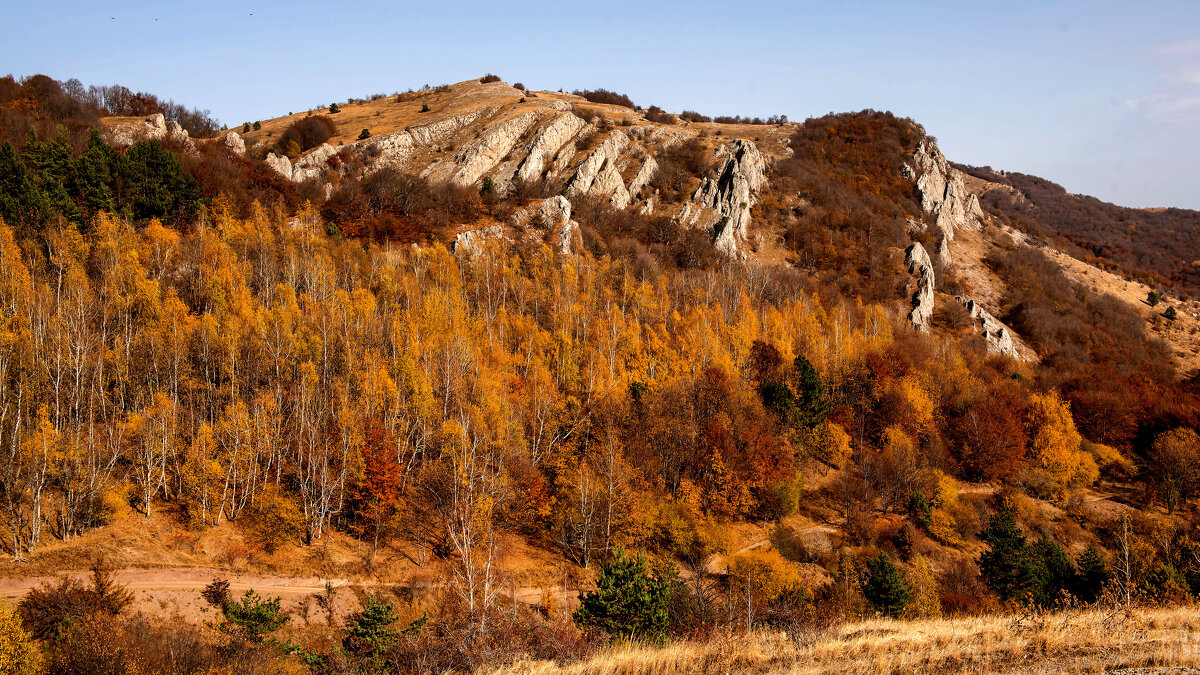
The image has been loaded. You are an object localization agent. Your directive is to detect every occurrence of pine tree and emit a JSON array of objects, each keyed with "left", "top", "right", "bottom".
[
  {"left": 574, "top": 548, "right": 672, "bottom": 640},
  {"left": 793, "top": 354, "right": 830, "bottom": 429},
  {"left": 978, "top": 507, "right": 1043, "bottom": 604},
  {"left": 342, "top": 596, "right": 398, "bottom": 663},
  {"left": 862, "top": 552, "right": 910, "bottom": 617},
  {"left": 0, "top": 141, "right": 50, "bottom": 235},
  {"left": 329, "top": 103, "right": 341, "bottom": 114},
  {"left": 1034, "top": 538, "right": 1075, "bottom": 606},
  {"left": 1074, "top": 545, "right": 1110, "bottom": 603}
]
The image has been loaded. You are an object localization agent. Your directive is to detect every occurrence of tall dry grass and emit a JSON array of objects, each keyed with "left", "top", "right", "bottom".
[{"left": 491, "top": 606, "right": 1200, "bottom": 674}]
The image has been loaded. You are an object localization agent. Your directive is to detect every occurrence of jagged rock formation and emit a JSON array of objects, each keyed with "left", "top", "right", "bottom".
[
  {"left": 907, "top": 141, "right": 984, "bottom": 241},
  {"left": 566, "top": 130, "right": 629, "bottom": 198},
  {"left": 557, "top": 220, "right": 580, "bottom": 254},
  {"left": 956, "top": 296, "right": 1023, "bottom": 359},
  {"left": 690, "top": 140, "right": 767, "bottom": 255},
  {"left": 264, "top": 152, "right": 293, "bottom": 180},
  {"left": 509, "top": 195, "right": 572, "bottom": 230},
  {"left": 515, "top": 113, "right": 588, "bottom": 183},
  {"left": 223, "top": 131, "right": 246, "bottom": 157},
  {"left": 906, "top": 242, "right": 935, "bottom": 331},
  {"left": 450, "top": 111, "right": 543, "bottom": 186}
]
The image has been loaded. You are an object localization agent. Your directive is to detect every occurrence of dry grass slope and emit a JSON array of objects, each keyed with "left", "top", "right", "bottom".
[{"left": 493, "top": 607, "right": 1200, "bottom": 674}]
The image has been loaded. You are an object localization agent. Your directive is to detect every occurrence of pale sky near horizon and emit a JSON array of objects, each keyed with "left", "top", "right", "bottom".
[{"left": 2, "top": 0, "right": 1198, "bottom": 209}]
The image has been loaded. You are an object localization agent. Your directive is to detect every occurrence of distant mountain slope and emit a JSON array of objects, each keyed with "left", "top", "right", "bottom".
[{"left": 958, "top": 165, "right": 1200, "bottom": 296}]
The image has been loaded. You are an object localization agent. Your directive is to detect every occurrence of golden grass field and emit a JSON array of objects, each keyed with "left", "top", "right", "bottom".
[{"left": 493, "top": 606, "right": 1200, "bottom": 674}]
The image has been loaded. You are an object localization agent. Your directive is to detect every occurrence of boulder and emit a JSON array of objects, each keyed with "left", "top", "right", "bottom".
[
  {"left": 452, "top": 225, "right": 509, "bottom": 257},
  {"left": 509, "top": 195, "right": 572, "bottom": 230},
  {"left": 905, "top": 242, "right": 935, "bottom": 331},
  {"left": 292, "top": 143, "right": 338, "bottom": 182},
  {"left": 223, "top": 131, "right": 246, "bottom": 157},
  {"left": 264, "top": 152, "right": 293, "bottom": 180}
]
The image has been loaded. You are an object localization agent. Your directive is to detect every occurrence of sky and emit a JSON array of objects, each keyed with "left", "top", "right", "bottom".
[{"left": 3, "top": 0, "right": 1198, "bottom": 209}]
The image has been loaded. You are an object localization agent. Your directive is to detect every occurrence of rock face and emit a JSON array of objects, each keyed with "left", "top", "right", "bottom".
[
  {"left": 515, "top": 113, "right": 587, "bottom": 184},
  {"left": 292, "top": 144, "right": 338, "bottom": 182},
  {"left": 566, "top": 130, "right": 629, "bottom": 198},
  {"left": 957, "top": 296, "right": 1024, "bottom": 359},
  {"left": 509, "top": 195, "right": 572, "bottom": 230},
  {"left": 265, "top": 152, "right": 293, "bottom": 179},
  {"left": 910, "top": 141, "right": 983, "bottom": 240},
  {"left": 450, "top": 111, "right": 543, "bottom": 187},
  {"left": 103, "top": 113, "right": 167, "bottom": 146},
  {"left": 452, "top": 225, "right": 509, "bottom": 257},
  {"left": 690, "top": 140, "right": 767, "bottom": 255},
  {"left": 906, "top": 242, "right": 935, "bottom": 331},
  {"left": 557, "top": 220, "right": 581, "bottom": 254},
  {"left": 223, "top": 131, "right": 246, "bottom": 157}
]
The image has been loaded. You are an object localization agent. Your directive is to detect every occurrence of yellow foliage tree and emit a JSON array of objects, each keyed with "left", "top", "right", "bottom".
[
  {"left": 0, "top": 606, "right": 41, "bottom": 675},
  {"left": 1027, "top": 391, "right": 1098, "bottom": 491}
]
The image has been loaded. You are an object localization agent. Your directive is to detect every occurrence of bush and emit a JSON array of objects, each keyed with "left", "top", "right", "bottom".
[
  {"left": 17, "top": 560, "right": 132, "bottom": 640},
  {"left": 513, "top": 82, "right": 526, "bottom": 91},
  {"left": 420, "top": 103, "right": 430, "bottom": 113},
  {"left": 575, "top": 548, "right": 672, "bottom": 640},
  {"left": 329, "top": 103, "right": 340, "bottom": 114},
  {"left": 573, "top": 88, "right": 636, "bottom": 109},
  {"left": 358, "top": 128, "right": 371, "bottom": 140},
  {"left": 0, "top": 607, "right": 40, "bottom": 675},
  {"left": 479, "top": 74, "right": 501, "bottom": 84},
  {"left": 219, "top": 590, "right": 289, "bottom": 644},
  {"left": 275, "top": 115, "right": 336, "bottom": 156}
]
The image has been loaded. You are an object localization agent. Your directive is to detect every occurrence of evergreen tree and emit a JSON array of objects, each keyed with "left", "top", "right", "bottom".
[
  {"left": 793, "top": 354, "right": 830, "bottom": 428},
  {"left": 329, "top": 103, "right": 341, "bottom": 113},
  {"left": 220, "top": 590, "right": 289, "bottom": 644},
  {"left": 0, "top": 141, "right": 50, "bottom": 235},
  {"left": 575, "top": 548, "right": 672, "bottom": 640},
  {"left": 862, "top": 552, "right": 910, "bottom": 617},
  {"left": 1147, "top": 291, "right": 1161, "bottom": 307},
  {"left": 358, "top": 128, "right": 372, "bottom": 140},
  {"left": 117, "top": 139, "right": 202, "bottom": 222},
  {"left": 1034, "top": 538, "right": 1074, "bottom": 606},
  {"left": 342, "top": 596, "right": 398, "bottom": 664},
  {"left": 978, "top": 507, "right": 1043, "bottom": 604},
  {"left": 71, "top": 130, "right": 118, "bottom": 219},
  {"left": 1073, "top": 545, "right": 1110, "bottom": 603}
]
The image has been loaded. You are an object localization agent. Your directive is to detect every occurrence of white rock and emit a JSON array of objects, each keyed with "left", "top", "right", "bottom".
[
  {"left": 906, "top": 242, "right": 935, "bottom": 331},
  {"left": 558, "top": 220, "right": 581, "bottom": 254},
  {"left": 451, "top": 111, "right": 543, "bottom": 187},
  {"left": 690, "top": 139, "right": 767, "bottom": 256},
  {"left": 515, "top": 113, "right": 587, "bottom": 184},
  {"left": 566, "top": 130, "right": 629, "bottom": 197},
  {"left": 223, "top": 131, "right": 246, "bottom": 157},
  {"left": 265, "top": 152, "right": 293, "bottom": 179}
]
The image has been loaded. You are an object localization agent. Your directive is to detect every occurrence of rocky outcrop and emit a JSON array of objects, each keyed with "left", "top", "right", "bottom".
[
  {"left": 690, "top": 139, "right": 767, "bottom": 256},
  {"left": 450, "top": 111, "right": 542, "bottom": 187},
  {"left": 627, "top": 156, "right": 658, "bottom": 198},
  {"left": 292, "top": 144, "right": 338, "bottom": 182},
  {"left": 910, "top": 141, "right": 983, "bottom": 240},
  {"left": 906, "top": 242, "right": 935, "bottom": 331},
  {"left": 365, "top": 109, "right": 492, "bottom": 174},
  {"left": 566, "top": 130, "right": 629, "bottom": 198},
  {"left": 223, "top": 131, "right": 246, "bottom": 157},
  {"left": 956, "top": 296, "right": 1024, "bottom": 359},
  {"left": 452, "top": 225, "right": 510, "bottom": 257},
  {"left": 264, "top": 152, "right": 293, "bottom": 179},
  {"left": 103, "top": 113, "right": 167, "bottom": 146},
  {"left": 515, "top": 113, "right": 587, "bottom": 184},
  {"left": 509, "top": 195, "right": 572, "bottom": 230},
  {"left": 557, "top": 220, "right": 581, "bottom": 254}
]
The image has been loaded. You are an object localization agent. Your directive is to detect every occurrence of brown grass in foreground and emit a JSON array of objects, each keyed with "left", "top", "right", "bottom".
[{"left": 492, "top": 606, "right": 1200, "bottom": 674}]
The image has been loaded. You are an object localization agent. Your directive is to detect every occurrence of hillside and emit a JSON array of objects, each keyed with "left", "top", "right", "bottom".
[{"left": 1, "top": 73, "right": 1200, "bottom": 674}]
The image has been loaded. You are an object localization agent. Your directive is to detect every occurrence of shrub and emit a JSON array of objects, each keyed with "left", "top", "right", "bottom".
[
  {"left": 513, "top": 82, "right": 526, "bottom": 91},
  {"left": 0, "top": 607, "right": 40, "bottom": 675},
  {"left": 242, "top": 123, "right": 250, "bottom": 133},
  {"left": 275, "top": 115, "right": 336, "bottom": 155},
  {"left": 329, "top": 103, "right": 340, "bottom": 113},
  {"left": 644, "top": 106, "right": 674, "bottom": 124},
  {"left": 17, "top": 560, "right": 131, "bottom": 640},
  {"left": 679, "top": 110, "right": 711, "bottom": 123},
  {"left": 358, "top": 128, "right": 371, "bottom": 140},
  {"left": 253, "top": 120, "right": 261, "bottom": 130},
  {"left": 219, "top": 590, "right": 289, "bottom": 644},
  {"left": 479, "top": 74, "right": 501, "bottom": 84},
  {"left": 1148, "top": 290, "right": 1161, "bottom": 306},
  {"left": 420, "top": 103, "right": 430, "bottom": 113},
  {"left": 575, "top": 548, "right": 672, "bottom": 640},
  {"left": 342, "top": 596, "right": 401, "bottom": 665},
  {"left": 573, "top": 88, "right": 636, "bottom": 109},
  {"left": 1165, "top": 306, "right": 1178, "bottom": 321}
]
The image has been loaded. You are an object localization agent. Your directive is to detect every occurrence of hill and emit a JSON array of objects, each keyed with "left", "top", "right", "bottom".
[{"left": 1, "top": 73, "right": 1200, "bottom": 674}]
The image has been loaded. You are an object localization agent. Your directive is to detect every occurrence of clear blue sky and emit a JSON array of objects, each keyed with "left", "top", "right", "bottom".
[{"left": 3, "top": 0, "right": 1198, "bottom": 208}]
